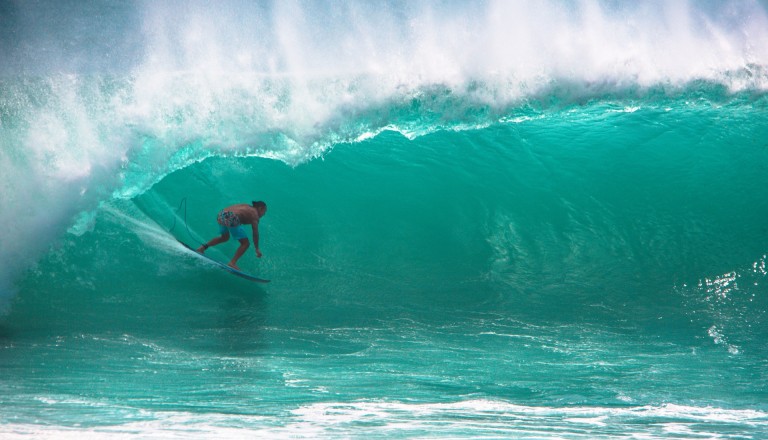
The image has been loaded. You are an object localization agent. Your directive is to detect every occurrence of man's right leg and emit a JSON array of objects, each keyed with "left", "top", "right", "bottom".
[{"left": 228, "top": 238, "right": 250, "bottom": 270}]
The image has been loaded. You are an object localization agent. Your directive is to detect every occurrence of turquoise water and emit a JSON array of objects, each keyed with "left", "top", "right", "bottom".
[{"left": 2, "top": 1, "right": 768, "bottom": 438}]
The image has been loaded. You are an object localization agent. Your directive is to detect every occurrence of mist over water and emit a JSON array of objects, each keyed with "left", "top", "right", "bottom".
[{"left": 2, "top": 0, "right": 768, "bottom": 437}]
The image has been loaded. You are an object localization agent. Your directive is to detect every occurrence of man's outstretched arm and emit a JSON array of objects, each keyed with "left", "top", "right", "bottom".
[{"left": 251, "top": 222, "right": 262, "bottom": 257}]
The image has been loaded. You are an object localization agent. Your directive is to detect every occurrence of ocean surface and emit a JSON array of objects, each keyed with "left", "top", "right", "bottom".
[{"left": 2, "top": 1, "right": 768, "bottom": 438}]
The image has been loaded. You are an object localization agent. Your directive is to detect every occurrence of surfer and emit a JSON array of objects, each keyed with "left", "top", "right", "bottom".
[{"left": 197, "top": 201, "right": 267, "bottom": 270}]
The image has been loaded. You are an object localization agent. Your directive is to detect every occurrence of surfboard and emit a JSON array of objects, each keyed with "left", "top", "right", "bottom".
[{"left": 178, "top": 240, "right": 270, "bottom": 283}]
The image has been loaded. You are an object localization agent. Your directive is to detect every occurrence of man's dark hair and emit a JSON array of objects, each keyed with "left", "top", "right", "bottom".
[{"left": 252, "top": 201, "right": 266, "bottom": 209}]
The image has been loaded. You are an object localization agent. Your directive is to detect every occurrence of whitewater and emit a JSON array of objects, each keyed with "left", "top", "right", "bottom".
[{"left": 2, "top": 0, "right": 768, "bottom": 438}]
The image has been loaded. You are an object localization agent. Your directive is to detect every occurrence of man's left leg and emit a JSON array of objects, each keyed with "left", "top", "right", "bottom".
[{"left": 197, "top": 231, "right": 230, "bottom": 253}]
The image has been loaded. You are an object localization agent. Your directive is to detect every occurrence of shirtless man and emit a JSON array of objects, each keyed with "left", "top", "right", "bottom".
[{"left": 197, "top": 201, "right": 267, "bottom": 270}]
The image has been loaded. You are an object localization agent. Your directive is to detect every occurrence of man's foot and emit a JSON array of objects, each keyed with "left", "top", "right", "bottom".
[
  {"left": 228, "top": 262, "right": 241, "bottom": 271},
  {"left": 196, "top": 246, "right": 206, "bottom": 253}
]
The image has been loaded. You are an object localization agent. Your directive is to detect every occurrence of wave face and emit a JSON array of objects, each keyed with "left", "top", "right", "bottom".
[{"left": 2, "top": 0, "right": 768, "bottom": 437}]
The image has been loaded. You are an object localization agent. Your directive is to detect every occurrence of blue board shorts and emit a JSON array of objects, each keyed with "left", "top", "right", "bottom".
[{"left": 217, "top": 210, "right": 248, "bottom": 240}]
